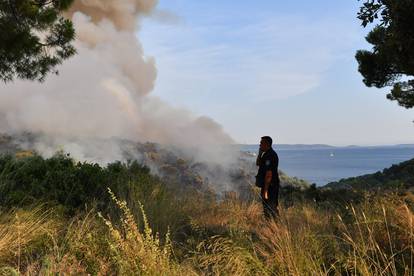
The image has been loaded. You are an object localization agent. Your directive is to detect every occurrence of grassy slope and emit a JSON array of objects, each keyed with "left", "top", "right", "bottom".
[{"left": 0, "top": 154, "right": 413, "bottom": 275}]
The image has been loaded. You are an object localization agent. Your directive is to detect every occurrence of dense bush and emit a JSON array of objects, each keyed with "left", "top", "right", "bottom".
[{"left": 0, "top": 153, "right": 155, "bottom": 211}]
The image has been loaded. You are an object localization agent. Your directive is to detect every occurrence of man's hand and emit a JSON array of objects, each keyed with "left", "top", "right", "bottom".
[
  {"left": 262, "top": 170, "right": 272, "bottom": 200},
  {"left": 261, "top": 189, "right": 269, "bottom": 200}
]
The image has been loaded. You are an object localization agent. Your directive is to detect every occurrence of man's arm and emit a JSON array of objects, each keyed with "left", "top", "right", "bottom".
[
  {"left": 262, "top": 170, "right": 272, "bottom": 199},
  {"left": 256, "top": 149, "right": 263, "bottom": 166}
]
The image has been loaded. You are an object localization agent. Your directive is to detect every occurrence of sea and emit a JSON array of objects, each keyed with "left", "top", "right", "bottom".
[{"left": 240, "top": 145, "right": 414, "bottom": 186}]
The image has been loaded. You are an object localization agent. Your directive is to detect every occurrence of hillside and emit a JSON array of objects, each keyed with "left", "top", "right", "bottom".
[
  {"left": 0, "top": 133, "right": 310, "bottom": 196},
  {"left": 1, "top": 135, "right": 414, "bottom": 275},
  {"left": 324, "top": 158, "right": 414, "bottom": 191},
  {"left": 0, "top": 152, "right": 412, "bottom": 275}
]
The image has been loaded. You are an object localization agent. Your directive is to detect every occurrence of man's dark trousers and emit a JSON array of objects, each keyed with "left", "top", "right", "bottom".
[{"left": 261, "top": 184, "right": 279, "bottom": 219}]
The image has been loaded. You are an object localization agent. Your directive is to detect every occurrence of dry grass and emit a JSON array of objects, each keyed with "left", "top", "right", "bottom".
[
  {"left": 196, "top": 235, "right": 268, "bottom": 275},
  {"left": 0, "top": 190, "right": 413, "bottom": 275},
  {"left": 33, "top": 210, "right": 110, "bottom": 275},
  {"left": 191, "top": 194, "right": 414, "bottom": 276},
  {"left": 0, "top": 206, "right": 59, "bottom": 273},
  {"left": 255, "top": 208, "right": 331, "bottom": 275},
  {"left": 98, "top": 188, "right": 196, "bottom": 276}
]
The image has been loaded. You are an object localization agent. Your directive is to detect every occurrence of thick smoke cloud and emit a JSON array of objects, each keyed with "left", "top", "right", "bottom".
[{"left": 0, "top": 0, "right": 234, "bottom": 165}]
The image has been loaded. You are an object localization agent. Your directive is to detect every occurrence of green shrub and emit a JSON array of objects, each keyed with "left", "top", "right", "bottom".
[{"left": 0, "top": 153, "right": 153, "bottom": 210}]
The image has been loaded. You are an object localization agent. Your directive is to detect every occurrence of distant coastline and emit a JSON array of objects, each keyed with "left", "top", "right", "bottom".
[
  {"left": 238, "top": 144, "right": 414, "bottom": 185},
  {"left": 239, "top": 143, "right": 414, "bottom": 151}
]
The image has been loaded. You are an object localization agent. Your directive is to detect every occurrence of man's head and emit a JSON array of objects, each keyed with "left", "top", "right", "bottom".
[{"left": 260, "top": 136, "right": 273, "bottom": 151}]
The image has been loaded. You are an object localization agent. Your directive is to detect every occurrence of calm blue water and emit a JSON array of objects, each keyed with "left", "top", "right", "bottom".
[{"left": 241, "top": 145, "right": 414, "bottom": 186}]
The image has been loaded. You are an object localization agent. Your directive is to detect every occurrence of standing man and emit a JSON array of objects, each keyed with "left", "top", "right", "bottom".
[{"left": 256, "top": 136, "right": 280, "bottom": 219}]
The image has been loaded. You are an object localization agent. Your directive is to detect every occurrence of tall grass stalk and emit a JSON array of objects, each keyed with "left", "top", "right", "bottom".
[
  {"left": 99, "top": 188, "right": 195, "bottom": 276},
  {"left": 0, "top": 206, "right": 59, "bottom": 274}
]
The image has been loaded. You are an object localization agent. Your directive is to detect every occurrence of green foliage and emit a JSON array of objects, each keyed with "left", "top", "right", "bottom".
[
  {"left": 0, "top": 153, "right": 192, "bottom": 241},
  {"left": 279, "top": 171, "right": 310, "bottom": 190},
  {"left": 0, "top": 153, "right": 152, "bottom": 210},
  {"left": 356, "top": 0, "right": 414, "bottom": 108},
  {"left": 0, "top": 0, "right": 76, "bottom": 82},
  {"left": 326, "top": 157, "right": 414, "bottom": 191}
]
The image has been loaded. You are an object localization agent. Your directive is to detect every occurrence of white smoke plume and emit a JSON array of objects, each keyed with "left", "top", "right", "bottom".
[{"left": 0, "top": 0, "right": 235, "bottom": 165}]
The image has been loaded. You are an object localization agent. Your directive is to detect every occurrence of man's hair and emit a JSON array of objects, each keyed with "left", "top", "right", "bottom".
[{"left": 261, "top": 136, "right": 273, "bottom": 146}]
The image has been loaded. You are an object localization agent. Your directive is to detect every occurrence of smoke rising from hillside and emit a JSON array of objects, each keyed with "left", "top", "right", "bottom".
[{"left": 0, "top": 0, "right": 234, "bottom": 165}]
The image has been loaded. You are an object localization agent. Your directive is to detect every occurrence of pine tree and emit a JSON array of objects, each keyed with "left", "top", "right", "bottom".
[
  {"left": 356, "top": 0, "right": 414, "bottom": 108},
  {"left": 0, "top": 0, "right": 76, "bottom": 82}
]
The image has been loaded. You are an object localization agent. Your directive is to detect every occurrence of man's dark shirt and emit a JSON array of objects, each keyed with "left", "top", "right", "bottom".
[{"left": 256, "top": 147, "right": 280, "bottom": 188}]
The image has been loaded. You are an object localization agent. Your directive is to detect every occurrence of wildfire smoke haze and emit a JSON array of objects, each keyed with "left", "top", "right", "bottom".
[{"left": 0, "top": 0, "right": 234, "bottom": 164}]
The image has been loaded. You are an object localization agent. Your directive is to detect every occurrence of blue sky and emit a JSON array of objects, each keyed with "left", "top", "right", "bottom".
[{"left": 140, "top": 0, "right": 414, "bottom": 146}]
